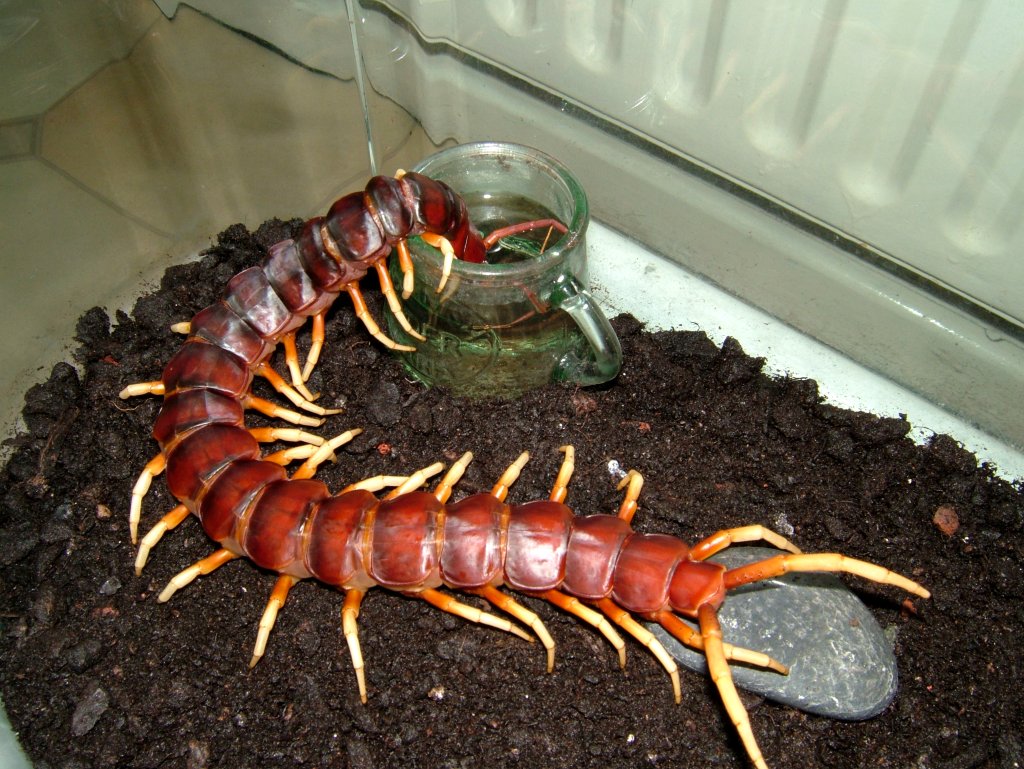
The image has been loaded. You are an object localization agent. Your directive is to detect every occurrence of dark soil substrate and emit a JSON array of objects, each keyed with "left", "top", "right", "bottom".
[{"left": 1, "top": 219, "right": 1022, "bottom": 769}]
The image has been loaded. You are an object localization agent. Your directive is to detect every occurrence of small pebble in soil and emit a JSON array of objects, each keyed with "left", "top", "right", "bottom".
[
  {"left": 65, "top": 638, "right": 104, "bottom": 673},
  {"left": 650, "top": 547, "right": 901, "bottom": 720},
  {"left": 71, "top": 683, "right": 109, "bottom": 737},
  {"left": 932, "top": 504, "right": 959, "bottom": 536}
]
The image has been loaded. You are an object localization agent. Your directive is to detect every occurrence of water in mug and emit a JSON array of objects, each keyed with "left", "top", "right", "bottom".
[{"left": 394, "top": 193, "right": 589, "bottom": 397}]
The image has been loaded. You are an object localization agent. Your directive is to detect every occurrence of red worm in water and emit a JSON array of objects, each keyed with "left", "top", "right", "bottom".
[{"left": 120, "top": 172, "right": 929, "bottom": 769}]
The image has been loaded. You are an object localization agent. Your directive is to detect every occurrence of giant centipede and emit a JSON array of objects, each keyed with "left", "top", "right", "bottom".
[{"left": 120, "top": 171, "right": 930, "bottom": 769}]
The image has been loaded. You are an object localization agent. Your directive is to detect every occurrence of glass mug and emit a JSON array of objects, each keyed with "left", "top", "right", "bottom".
[{"left": 384, "top": 142, "right": 622, "bottom": 398}]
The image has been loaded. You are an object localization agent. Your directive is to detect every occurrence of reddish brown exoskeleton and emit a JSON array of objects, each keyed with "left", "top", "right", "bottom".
[{"left": 121, "top": 173, "right": 928, "bottom": 769}]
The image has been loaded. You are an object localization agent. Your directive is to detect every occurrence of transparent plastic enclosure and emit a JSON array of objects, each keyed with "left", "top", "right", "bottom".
[
  {"left": 353, "top": 0, "right": 1024, "bottom": 449},
  {"left": 3, "top": 1, "right": 1024, "bottom": 766}
]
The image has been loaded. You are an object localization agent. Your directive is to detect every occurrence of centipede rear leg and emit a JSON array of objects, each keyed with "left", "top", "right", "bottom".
[{"left": 651, "top": 610, "right": 789, "bottom": 674}]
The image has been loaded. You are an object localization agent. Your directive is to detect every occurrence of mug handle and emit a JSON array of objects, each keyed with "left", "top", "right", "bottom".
[{"left": 550, "top": 274, "right": 623, "bottom": 386}]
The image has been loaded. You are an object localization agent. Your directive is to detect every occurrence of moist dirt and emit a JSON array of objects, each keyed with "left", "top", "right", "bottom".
[{"left": 1, "top": 220, "right": 1022, "bottom": 769}]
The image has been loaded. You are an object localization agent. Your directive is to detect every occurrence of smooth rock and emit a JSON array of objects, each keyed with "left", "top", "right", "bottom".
[
  {"left": 98, "top": 576, "right": 122, "bottom": 596},
  {"left": 648, "top": 547, "right": 898, "bottom": 720}
]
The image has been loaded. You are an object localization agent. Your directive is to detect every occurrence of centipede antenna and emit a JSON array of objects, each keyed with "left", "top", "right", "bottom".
[
  {"left": 699, "top": 604, "right": 769, "bottom": 769},
  {"left": 549, "top": 445, "right": 575, "bottom": 503},
  {"left": 420, "top": 232, "right": 457, "bottom": 293},
  {"left": 128, "top": 453, "right": 167, "bottom": 544},
  {"left": 345, "top": 283, "right": 416, "bottom": 352},
  {"left": 413, "top": 588, "right": 534, "bottom": 643},
  {"left": 374, "top": 261, "right": 426, "bottom": 342},
  {"left": 300, "top": 310, "right": 327, "bottom": 382},
  {"left": 250, "top": 574, "right": 300, "bottom": 668},
  {"left": 539, "top": 225, "right": 555, "bottom": 254},
  {"left": 157, "top": 548, "right": 240, "bottom": 603},
  {"left": 595, "top": 598, "right": 681, "bottom": 704},
  {"left": 341, "top": 589, "right": 368, "bottom": 703},
  {"left": 481, "top": 218, "right": 569, "bottom": 249},
  {"left": 134, "top": 503, "right": 190, "bottom": 575},
  {"left": 255, "top": 363, "right": 342, "bottom": 416}
]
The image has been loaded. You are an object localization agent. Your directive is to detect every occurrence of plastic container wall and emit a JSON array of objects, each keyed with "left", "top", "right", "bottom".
[
  {"left": 0, "top": 2, "right": 381, "bottom": 759},
  {"left": 353, "top": 0, "right": 1024, "bottom": 449},
  {"left": 0, "top": 0, "right": 424, "bottom": 444},
  {"left": 2, "top": 1, "right": 1023, "bottom": 764}
]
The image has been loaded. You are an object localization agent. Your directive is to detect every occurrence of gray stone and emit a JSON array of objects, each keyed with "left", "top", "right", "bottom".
[
  {"left": 70, "top": 684, "right": 109, "bottom": 737},
  {"left": 648, "top": 547, "right": 898, "bottom": 720}
]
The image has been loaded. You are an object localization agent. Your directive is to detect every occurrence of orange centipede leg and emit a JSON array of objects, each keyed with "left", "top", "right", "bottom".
[
  {"left": 250, "top": 574, "right": 300, "bottom": 668},
  {"left": 134, "top": 503, "right": 190, "bottom": 575},
  {"left": 420, "top": 232, "right": 457, "bottom": 293},
  {"left": 412, "top": 588, "right": 533, "bottom": 642},
  {"left": 615, "top": 469, "right": 643, "bottom": 524},
  {"left": 341, "top": 589, "right": 368, "bottom": 703},
  {"left": 345, "top": 283, "right": 415, "bottom": 352},
  {"left": 699, "top": 604, "right": 769, "bottom": 769},
  {"left": 374, "top": 260, "right": 425, "bottom": 342},
  {"left": 595, "top": 598, "right": 681, "bottom": 704},
  {"left": 300, "top": 310, "right": 327, "bottom": 382},
  {"left": 395, "top": 239, "right": 415, "bottom": 299},
  {"left": 689, "top": 525, "right": 802, "bottom": 562},
  {"left": 473, "top": 585, "right": 555, "bottom": 672},
  {"left": 652, "top": 610, "right": 788, "bottom": 674},
  {"left": 157, "top": 548, "right": 240, "bottom": 603},
  {"left": 243, "top": 394, "right": 324, "bottom": 428},
  {"left": 723, "top": 553, "right": 930, "bottom": 598},
  {"left": 433, "top": 452, "right": 473, "bottom": 503},
  {"left": 128, "top": 453, "right": 166, "bottom": 544},
  {"left": 538, "top": 589, "right": 626, "bottom": 668},
  {"left": 491, "top": 451, "right": 530, "bottom": 502},
  {"left": 281, "top": 332, "right": 317, "bottom": 401},
  {"left": 256, "top": 362, "right": 341, "bottom": 416},
  {"left": 549, "top": 445, "right": 575, "bottom": 503}
]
